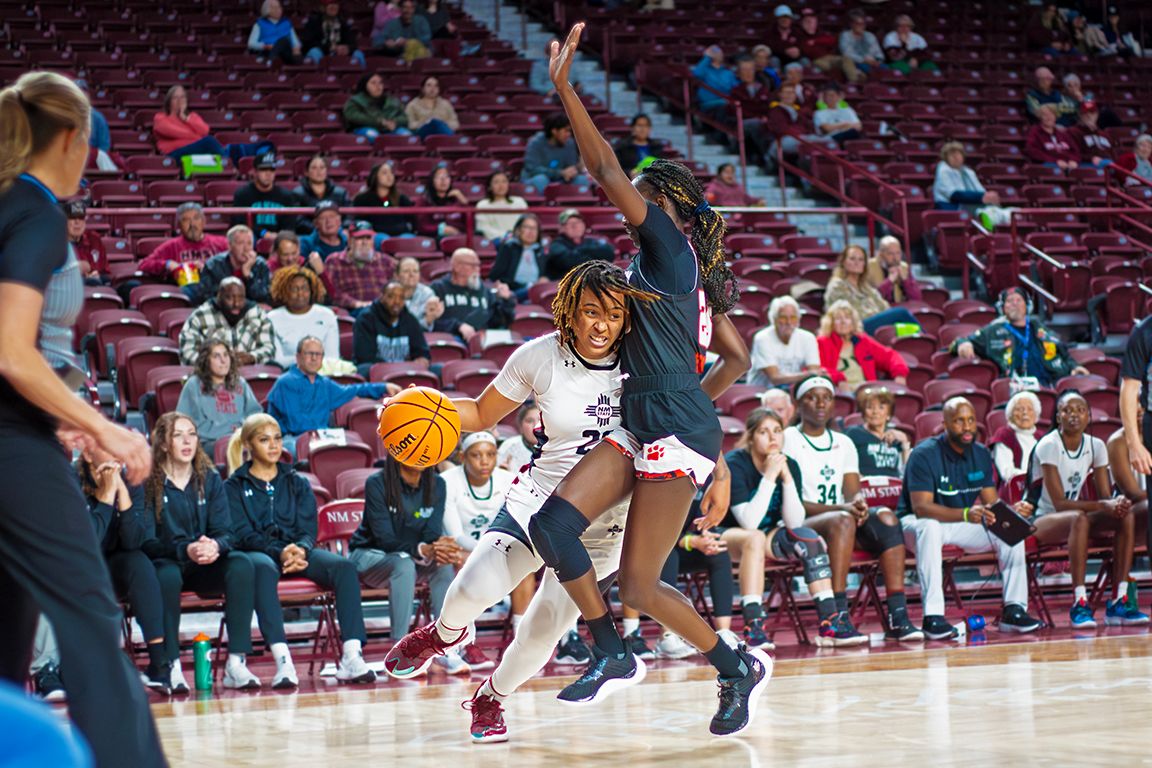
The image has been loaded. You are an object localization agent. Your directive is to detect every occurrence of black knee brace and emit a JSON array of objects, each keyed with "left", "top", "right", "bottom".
[
  {"left": 527, "top": 495, "right": 593, "bottom": 582},
  {"left": 774, "top": 526, "right": 832, "bottom": 583},
  {"left": 860, "top": 511, "right": 904, "bottom": 553}
]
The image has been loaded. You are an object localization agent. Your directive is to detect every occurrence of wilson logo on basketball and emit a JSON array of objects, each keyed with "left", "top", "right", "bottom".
[{"left": 389, "top": 432, "right": 418, "bottom": 456}]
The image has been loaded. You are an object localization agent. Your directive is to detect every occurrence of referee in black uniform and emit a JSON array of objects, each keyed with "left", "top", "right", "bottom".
[
  {"left": 1121, "top": 314, "right": 1152, "bottom": 554},
  {"left": 0, "top": 73, "right": 167, "bottom": 767}
]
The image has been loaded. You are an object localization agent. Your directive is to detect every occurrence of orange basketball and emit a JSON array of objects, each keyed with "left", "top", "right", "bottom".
[{"left": 377, "top": 387, "right": 462, "bottom": 468}]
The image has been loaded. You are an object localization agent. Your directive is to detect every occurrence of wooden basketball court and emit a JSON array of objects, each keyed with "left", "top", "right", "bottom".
[{"left": 151, "top": 633, "right": 1152, "bottom": 767}]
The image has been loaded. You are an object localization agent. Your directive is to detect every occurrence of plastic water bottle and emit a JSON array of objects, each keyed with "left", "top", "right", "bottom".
[{"left": 193, "top": 633, "right": 212, "bottom": 691}]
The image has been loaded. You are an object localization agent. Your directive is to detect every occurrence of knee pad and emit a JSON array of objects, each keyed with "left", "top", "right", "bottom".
[
  {"left": 784, "top": 527, "right": 832, "bottom": 583},
  {"left": 527, "top": 496, "right": 593, "bottom": 582},
  {"left": 861, "top": 512, "right": 905, "bottom": 553}
]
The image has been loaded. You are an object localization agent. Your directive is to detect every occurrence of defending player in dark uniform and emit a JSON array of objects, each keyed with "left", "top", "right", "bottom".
[
  {"left": 1120, "top": 314, "right": 1152, "bottom": 557},
  {"left": 0, "top": 72, "right": 167, "bottom": 767},
  {"left": 524, "top": 23, "right": 771, "bottom": 738}
]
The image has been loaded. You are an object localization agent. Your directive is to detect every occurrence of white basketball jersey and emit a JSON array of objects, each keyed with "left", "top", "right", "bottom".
[
  {"left": 1030, "top": 430, "right": 1108, "bottom": 517},
  {"left": 441, "top": 464, "right": 515, "bottom": 550},
  {"left": 492, "top": 332, "right": 624, "bottom": 496},
  {"left": 783, "top": 425, "right": 860, "bottom": 506}
]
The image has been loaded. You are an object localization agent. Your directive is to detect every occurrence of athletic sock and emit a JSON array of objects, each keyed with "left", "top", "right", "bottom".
[
  {"left": 226, "top": 653, "right": 246, "bottom": 671},
  {"left": 146, "top": 642, "right": 167, "bottom": 668},
  {"left": 586, "top": 613, "right": 625, "bottom": 655},
  {"left": 814, "top": 595, "right": 838, "bottom": 621},
  {"left": 478, "top": 677, "right": 507, "bottom": 703},
  {"left": 270, "top": 642, "right": 291, "bottom": 664},
  {"left": 511, "top": 614, "right": 523, "bottom": 631},
  {"left": 704, "top": 638, "right": 747, "bottom": 679},
  {"left": 622, "top": 617, "right": 640, "bottom": 636},
  {"left": 342, "top": 639, "right": 362, "bottom": 659},
  {"left": 1115, "top": 581, "right": 1128, "bottom": 601},
  {"left": 741, "top": 601, "right": 764, "bottom": 621},
  {"left": 1074, "top": 585, "right": 1088, "bottom": 603},
  {"left": 435, "top": 618, "right": 467, "bottom": 645},
  {"left": 886, "top": 592, "right": 907, "bottom": 615}
]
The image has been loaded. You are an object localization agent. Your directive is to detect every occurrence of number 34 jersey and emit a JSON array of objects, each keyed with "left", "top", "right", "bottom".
[
  {"left": 491, "top": 332, "right": 623, "bottom": 497},
  {"left": 783, "top": 426, "right": 860, "bottom": 506}
]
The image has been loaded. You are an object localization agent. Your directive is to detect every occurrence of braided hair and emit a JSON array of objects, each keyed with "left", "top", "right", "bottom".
[
  {"left": 550, "top": 260, "right": 657, "bottom": 354},
  {"left": 634, "top": 159, "right": 739, "bottom": 314}
]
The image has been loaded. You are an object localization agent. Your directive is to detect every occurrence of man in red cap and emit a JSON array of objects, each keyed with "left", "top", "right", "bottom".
[
  {"left": 1068, "top": 101, "right": 1115, "bottom": 168},
  {"left": 323, "top": 221, "right": 396, "bottom": 316}
]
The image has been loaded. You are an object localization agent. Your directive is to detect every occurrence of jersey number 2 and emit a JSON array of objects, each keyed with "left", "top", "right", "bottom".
[{"left": 576, "top": 429, "right": 602, "bottom": 455}]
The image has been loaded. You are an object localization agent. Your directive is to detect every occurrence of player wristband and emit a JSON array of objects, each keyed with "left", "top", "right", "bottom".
[
  {"left": 682, "top": 535, "right": 693, "bottom": 552},
  {"left": 962, "top": 507, "right": 969, "bottom": 523}
]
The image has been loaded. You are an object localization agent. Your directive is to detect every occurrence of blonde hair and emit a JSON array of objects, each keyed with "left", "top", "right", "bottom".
[
  {"left": 226, "top": 412, "right": 282, "bottom": 474},
  {"left": 0, "top": 72, "right": 90, "bottom": 194},
  {"left": 832, "top": 244, "right": 868, "bottom": 281},
  {"left": 819, "top": 299, "right": 862, "bottom": 336},
  {"left": 939, "top": 141, "right": 965, "bottom": 161}
]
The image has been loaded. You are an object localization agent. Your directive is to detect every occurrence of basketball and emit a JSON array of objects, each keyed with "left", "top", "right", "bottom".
[{"left": 377, "top": 387, "right": 461, "bottom": 468}]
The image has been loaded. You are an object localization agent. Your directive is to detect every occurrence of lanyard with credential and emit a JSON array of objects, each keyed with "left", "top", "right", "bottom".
[{"left": 1006, "top": 318, "right": 1030, "bottom": 375}]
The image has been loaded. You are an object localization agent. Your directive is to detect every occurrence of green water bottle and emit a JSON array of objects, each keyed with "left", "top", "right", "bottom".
[{"left": 193, "top": 632, "right": 213, "bottom": 691}]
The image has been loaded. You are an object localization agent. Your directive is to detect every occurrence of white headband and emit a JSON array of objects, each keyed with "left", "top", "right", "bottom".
[
  {"left": 795, "top": 377, "right": 835, "bottom": 400},
  {"left": 461, "top": 432, "right": 497, "bottom": 453}
]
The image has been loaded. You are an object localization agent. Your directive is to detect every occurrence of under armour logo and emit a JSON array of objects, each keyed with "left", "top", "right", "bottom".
[
  {"left": 492, "top": 537, "right": 513, "bottom": 554},
  {"left": 563, "top": 359, "right": 576, "bottom": 368},
  {"left": 646, "top": 445, "right": 665, "bottom": 461},
  {"left": 606, "top": 524, "right": 623, "bottom": 536}
]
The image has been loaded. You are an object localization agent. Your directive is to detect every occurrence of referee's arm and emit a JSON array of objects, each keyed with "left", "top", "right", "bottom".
[{"left": 1119, "top": 378, "right": 1151, "bottom": 474}]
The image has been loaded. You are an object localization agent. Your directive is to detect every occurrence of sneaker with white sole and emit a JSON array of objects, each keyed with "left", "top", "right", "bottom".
[
  {"left": 553, "top": 629, "right": 592, "bottom": 665},
  {"left": 654, "top": 631, "right": 697, "bottom": 659},
  {"left": 143, "top": 661, "right": 173, "bottom": 696},
  {"left": 432, "top": 645, "right": 471, "bottom": 675},
  {"left": 556, "top": 648, "right": 646, "bottom": 706},
  {"left": 716, "top": 628, "right": 743, "bottom": 650},
  {"left": 272, "top": 657, "right": 298, "bottom": 690},
  {"left": 222, "top": 660, "right": 262, "bottom": 690},
  {"left": 170, "top": 659, "right": 190, "bottom": 694},
  {"left": 709, "top": 646, "right": 774, "bottom": 737},
  {"left": 336, "top": 652, "right": 377, "bottom": 684},
  {"left": 463, "top": 687, "right": 508, "bottom": 744},
  {"left": 460, "top": 643, "right": 496, "bottom": 671}
]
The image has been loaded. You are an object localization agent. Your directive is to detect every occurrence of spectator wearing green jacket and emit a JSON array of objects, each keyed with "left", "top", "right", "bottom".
[{"left": 343, "top": 72, "right": 410, "bottom": 141}]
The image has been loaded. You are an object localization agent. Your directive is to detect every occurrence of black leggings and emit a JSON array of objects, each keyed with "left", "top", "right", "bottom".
[
  {"left": 108, "top": 549, "right": 165, "bottom": 641},
  {"left": 660, "top": 546, "right": 735, "bottom": 618},
  {"left": 155, "top": 550, "right": 286, "bottom": 658},
  {"left": 297, "top": 548, "right": 366, "bottom": 643},
  {"left": 0, "top": 428, "right": 165, "bottom": 768}
]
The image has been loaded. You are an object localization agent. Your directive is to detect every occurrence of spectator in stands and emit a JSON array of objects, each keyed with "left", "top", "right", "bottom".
[
  {"left": 750, "top": 45, "right": 781, "bottom": 91},
  {"left": 197, "top": 225, "right": 272, "bottom": 305},
  {"left": 839, "top": 10, "right": 885, "bottom": 79},
  {"left": 704, "top": 163, "right": 761, "bottom": 207},
  {"left": 474, "top": 170, "right": 528, "bottom": 241},
  {"left": 75, "top": 78, "right": 111, "bottom": 161},
  {"left": 344, "top": 73, "right": 409, "bottom": 141},
  {"left": 899, "top": 397, "right": 1044, "bottom": 639},
  {"left": 1026, "top": 2, "right": 1073, "bottom": 55},
  {"left": 760, "top": 388, "right": 795, "bottom": 424},
  {"left": 299, "top": 201, "right": 348, "bottom": 262},
  {"left": 1028, "top": 390, "right": 1145, "bottom": 628},
  {"left": 231, "top": 152, "right": 300, "bottom": 238},
  {"left": 349, "top": 457, "right": 458, "bottom": 656},
  {"left": 301, "top": 0, "right": 366, "bottom": 66},
  {"left": 1060, "top": 74, "right": 1121, "bottom": 129},
  {"left": 352, "top": 281, "right": 430, "bottom": 373},
  {"left": 1115, "top": 134, "right": 1152, "bottom": 185},
  {"left": 267, "top": 231, "right": 323, "bottom": 276},
  {"left": 766, "top": 5, "right": 802, "bottom": 67},
  {"left": 1086, "top": 6, "right": 1136, "bottom": 59},
  {"left": 489, "top": 213, "right": 546, "bottom": 299},
  {"left": 1068, "top": 12, "right": 1092, "bottom": 56},
  {"left": 375, "top": 0, "right": 432, "bottom": 61},
  {"left": 729, "top": 57, "right": 775, "bottom": 157},
  {"left": 933, "top": 142, "right": 1000, "bottom": 211},
  {"left": 1026, "top": 105, "right": 1081, "bottom": 169},
  {"left": 748, "top": 295, "right": 821, "bottom": 389},
  {"left": 396, "top": 256, "right": 444, "bottom": 331},
  {"left": 180, "top": 278, "right": 274, "bottom": 366},
  {"left": 782, "top": 63, "right": 810, "bottom": 105},
  {"left": 817, "top": 300, "right": 909, "bottom": 392},
  {"left": 848, "top": 386, "right": 910, "bottom": 479},
  {"left": 812, "top": 84, "right": 862, "bottom": 146},
  {"left": 798, "top": 7, "right": 858, "bottom": 83},
  {"left": 613, "top": 114, "right": 670, "bottom": 177},
  {"left": 63, "top": 200, "right": 107, "bottom": 285},
  {"left": 824, "top": 245, "right": 918, "bottom": 335},
  {"left": 882, "top": 15, "right": 938, "bottom": 74},
  {"left": 266, "top": 337, "right": 389, "bottom": 449},
  {"left": 419, "top": 0, "right": 458, "bottom": 41},
  {"left": 268, "top": 266, "right": 339, "bottom": 369},
  {"left": 175, "top": 341, "right": 262, "bottom": 455},
  {"left": 404, "top": 76, "right": 459, "bottom": 139},
  {"left": 521, "top": 113, "right": 588, "bottom": 192},
  {"left": 144, "top": 412, "right": 298, "bottom": 690},
  {"left": 498, "top": 401, "right": 540, "bottom": 472},
  {"left": 544, "top": 209, "right": 615, "bottom": 281},
  {"left": 352, "top": 161, "right": 417, "bottom": 236},
  {"left": 691, "top": 45, "right": 738, "bottom": 123},
  {"left": 432, "top": 247, "right": 515, "bottom": 341},
  {"left": 324, "top": 223, "right": 396, "bottom": 315},
  {"left": 225, "top": 412, "right": 377, "bottom": 683},
  {"left": 293, "top": 155, "right": 350, "bottom": 210},
  {"left": 371, "top": 0, "right": 402, "bottom": 45},
  {"left": 950, "top": 286, "right": 1089, "bottom": 386},
  {"left": 152, "top": 85, "right": 226, "bottom": 159},
  {"left": 417, "top": 163, "right": 468, "bottom": 239},
  {"left": 1067, "top": 101, "right": 1114, "bottom": 168},
  {"left": 868, "top": 236, "right": 922, "bottom": 304},
  {"left": 988, "top": 390, "right": 1043, "bottom": 484},
  {"left": 248, "top": 0, "right": 302, "bottom": 64},
  {"left": 765, "top": 83, "right": 835, "bottom": 162},
  {"left": 1025, "top": 67, "right": 1078, "bottom": 125},
  {"left": 139, "top": 203, "right": 230, "bottom": 290}
]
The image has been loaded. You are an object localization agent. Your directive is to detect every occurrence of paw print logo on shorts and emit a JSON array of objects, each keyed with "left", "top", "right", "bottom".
[{"left": 646, "top": 445, "right": 665, "bottom": 461}]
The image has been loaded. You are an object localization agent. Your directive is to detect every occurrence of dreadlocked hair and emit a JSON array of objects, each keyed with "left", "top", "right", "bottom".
[
  {"left": 635, "top": 158, "right": 739, "bottom": 314},
  {"left": 380, "top": 455, "right": 437, "bottom": 517},
  {"left": 270, "top": 264, "right": 327, "bottom": 306},
  {"left": 550, "top": 260, "right": 658, "bottom": 354},
  {"left": 146, "top": 412, "right": 216, "bottom": 521}
]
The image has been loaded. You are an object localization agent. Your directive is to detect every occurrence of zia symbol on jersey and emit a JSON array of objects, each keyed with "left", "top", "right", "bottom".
[
  {"left": 606, "top": 524, "right": 624, "bottom": 536},
  {"left": 1067, "top": 471, "right": 1083, "bottom": 495},
  {"left": 583, "top": 393, "right": 622, "bottom": 428},
  {"left": 820, "top": 465, "right": 836, "bottom": 482}
]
